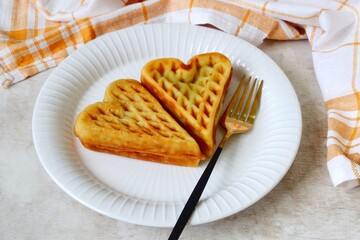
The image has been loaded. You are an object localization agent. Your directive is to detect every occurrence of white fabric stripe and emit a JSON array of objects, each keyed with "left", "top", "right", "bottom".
[
  {"left": 34, "top": 0, "right": 79, "bottom": 22},
  {"left": 0, "top": 35, "right": 10, "bottom": 41},
  {"left": 226, "top": 0, "right": 340, "bottom": 10},
  {"left": 27, "top": 3, "right": 36, "bottom": 30},
  {"left": 312, "top": 46, "right": 355, "bottom": 101},
  {"left": 8, "top": 69, "right": 24, "bottom": 82},
  {"left": 191, "top": 8, "right": 267, "bottom": 46},
  {"left": 328, "top": 131, "right": 348, "bottom": 147},
  {"left": 327, "top": 155, "right": 359, "bottom": 188},
  {"left": 310, "top": 26, "right": 322, "bottom": 45},
  {"left": 326, "top": 137, "right": 360, "bottom": 151},
  {"left": 89, "top": 1, "right": 149, "bottom": 25},
  {"left": 66, "top": 46, "right": 76, "bottom": 55},
  {"left": 33, "top": 60, "right": 47, "bottom": 71},
  {"left": 148, "top": 10, "right": 191, "bottom": 24},
  {"left": 223, "top": 0, "right": 339, "bottom": 26},
  {"left": 0, "top": 0, "right": 14, "bottom": 31},
  {"left": 35, "top": 0, "right": 127, "bottom": 22},
  {"left": 148, "top": 9, "right": 267, "bottom": 46},
  {"left": 347, "top": 145, "right": 360, "bottom": 156},
  {"left": 0, "top": 48, "right": 14, "bottom": 65},
  {"left": 328, "top": 116, "right": 358, "bottom": 128},
  {"left": 37, "top": 5, "right": 48, "bottom": 30},
  {"left": 277, "top": 20, "right": 298, "bottom": 38},
  {"left": 237, "top": 22, "right": 268, "bottom": 45},
  {"left": 328, "top": 109, "right": 360, "bottom": 119},
  {"left": 328, "top": 130, "right": 360, "bottom": 147},
  {"left": 44, "top": 57, "right": 57, "bottom": 68}
]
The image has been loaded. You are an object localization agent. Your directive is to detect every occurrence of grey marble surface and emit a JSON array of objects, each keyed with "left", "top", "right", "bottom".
[{"left": 1, "top": 39, "right": 360, "bottom": 240}]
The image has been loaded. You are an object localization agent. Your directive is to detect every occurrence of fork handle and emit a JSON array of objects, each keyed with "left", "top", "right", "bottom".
[{"left": 168, "top": 146, "right": 223, "bottom": 240}]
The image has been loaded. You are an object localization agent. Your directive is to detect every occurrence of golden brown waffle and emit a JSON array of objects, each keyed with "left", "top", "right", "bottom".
[
  {"left": 74, "top": 79, "right": 205, "bottom": 166},
  {"left": 141, "top": 52, "right": 233, "bottom": 157}
]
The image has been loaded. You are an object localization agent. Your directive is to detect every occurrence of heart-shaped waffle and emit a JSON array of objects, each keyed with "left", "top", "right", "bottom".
[
  {"left": 141, "top": 52, "right": 233, "bottom": 157},
  {"left": 74, "top": 79, "right": 205, "bottom": 166}
]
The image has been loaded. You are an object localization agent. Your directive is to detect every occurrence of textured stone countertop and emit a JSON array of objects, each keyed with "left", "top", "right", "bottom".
[{"left": 1, "top": 39, "right": 360, "bottom": 240}]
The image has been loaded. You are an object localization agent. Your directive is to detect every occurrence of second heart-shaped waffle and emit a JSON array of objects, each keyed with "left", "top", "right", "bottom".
[{"left": 141, "top": 52, "right": 233, "bottom": 157}]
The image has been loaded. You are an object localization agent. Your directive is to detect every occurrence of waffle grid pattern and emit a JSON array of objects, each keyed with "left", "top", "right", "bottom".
[
  {"left": 88, "top": 81, "right": 190, "bottom": 141},
  {"left": 151, "top": 59, "right": 229, "bottom": 130}
]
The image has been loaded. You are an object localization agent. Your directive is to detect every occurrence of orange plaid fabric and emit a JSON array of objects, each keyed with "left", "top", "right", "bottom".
[
  {"left": 1, "top": 0, "right": 360, "bottom": 188},
  {"left": 0, "top": 0, "right": 305, "bottom": 87}
]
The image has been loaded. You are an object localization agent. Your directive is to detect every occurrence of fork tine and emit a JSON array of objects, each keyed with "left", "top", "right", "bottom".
[
  {"left": 232, "top": 76, "right": 251, "bottom": 118},
  {"left": 238, "top": 78, "right": 258, "bottom": 121},
  {"left": 247, "top": 80, "right": 263, "bottom": 124},
  {"left": 226, "top": 75, "right": 246, "bottom": 117}
]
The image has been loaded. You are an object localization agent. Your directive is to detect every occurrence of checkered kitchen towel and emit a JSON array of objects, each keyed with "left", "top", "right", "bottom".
[{"left": 1, "top": 0, "right": 360, "bottom": 188}]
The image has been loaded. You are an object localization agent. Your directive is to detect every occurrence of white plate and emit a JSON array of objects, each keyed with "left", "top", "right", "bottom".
[{"left": 33, "top": 23, "right": 302, "bottom": 227}]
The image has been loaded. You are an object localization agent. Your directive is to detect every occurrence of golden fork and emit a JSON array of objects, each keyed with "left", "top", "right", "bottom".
[
  {"left": 219, "top": 75, "right": 264, "bottom": 147},
  {"left": 169, "top": 76, "right": 264, "bottom": 240}
]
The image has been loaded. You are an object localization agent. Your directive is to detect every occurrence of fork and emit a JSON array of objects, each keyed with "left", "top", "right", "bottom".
[{"left": 168, "top": 76, "right": 264, "bottom": 240}]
